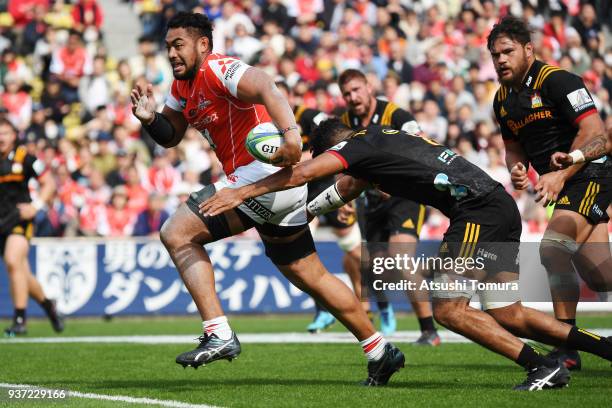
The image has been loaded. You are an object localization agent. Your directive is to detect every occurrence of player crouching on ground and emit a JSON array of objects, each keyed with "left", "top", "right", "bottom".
[{"left": 200, "top": 119, "right": 612, "bottom": 391}]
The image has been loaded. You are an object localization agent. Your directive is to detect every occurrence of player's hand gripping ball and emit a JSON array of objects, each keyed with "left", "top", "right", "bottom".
[{"left": 245, "top": 122, "right": 285, "bottom": 164}]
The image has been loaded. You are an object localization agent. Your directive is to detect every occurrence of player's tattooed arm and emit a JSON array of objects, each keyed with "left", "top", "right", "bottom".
[{"left": 550, "top": 113, "right": 608, "bottom": 170}]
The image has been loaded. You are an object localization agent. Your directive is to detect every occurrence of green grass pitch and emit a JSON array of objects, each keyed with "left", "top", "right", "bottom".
[{"left": 1, "top": 314, "right": 611, "bottom": 407}]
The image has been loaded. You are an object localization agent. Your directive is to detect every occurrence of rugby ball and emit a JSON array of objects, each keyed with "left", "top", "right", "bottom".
[{"left": 245, "top": 122, "right": 284, "bottom": 163}]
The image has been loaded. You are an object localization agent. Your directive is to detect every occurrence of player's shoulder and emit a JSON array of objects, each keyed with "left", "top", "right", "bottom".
[
  {"left": 205, "top": 53, "right": 247, "bottom": 77},
  {"left": 533, "top": 64, "right": 576, "bottom": 90}
]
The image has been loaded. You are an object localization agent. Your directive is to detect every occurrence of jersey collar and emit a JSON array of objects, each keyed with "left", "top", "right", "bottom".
[{"left": 521, "top": 59, "right": 544, "bottom": 90}]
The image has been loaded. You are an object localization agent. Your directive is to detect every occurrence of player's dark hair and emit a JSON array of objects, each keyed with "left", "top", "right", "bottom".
[
  {"left": 310, "top": 118, "right": 352, "bottom": 157},
  {"left": 338, "top": 69, "right": 367, "bottom": 88},
  {"left": 167, "top": 11, "right": 214, "bottom": 50},
  {"left": 487, "top": 15, "right": 532, "bottom": 51}
]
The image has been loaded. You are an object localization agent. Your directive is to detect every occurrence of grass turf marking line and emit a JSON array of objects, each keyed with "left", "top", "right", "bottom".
[
  {"left": 0, "top": 383, "right": 218, "bottom": 408},
  {"left": 2, "top": 329, "right": 611, "bottom": 345}
]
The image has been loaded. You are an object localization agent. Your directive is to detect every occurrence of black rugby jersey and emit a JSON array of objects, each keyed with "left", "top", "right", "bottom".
[
  {"left": 341, "top": 99, "right": 421, "bottom": 210},
  {"left": 340, "top": 99, "right": 420, "bottom": 134},
  {"left": 493, "top": 60, "right": 600, "bottom": 175},
  {"left": 0, "top": 146, "right": 44, "bottom": 227},
  {"left": 294, "top": 106, "right": 328, "bottom": 152},
  {"left": 326, "top": 126, "right": 501, "bottom": 217}
]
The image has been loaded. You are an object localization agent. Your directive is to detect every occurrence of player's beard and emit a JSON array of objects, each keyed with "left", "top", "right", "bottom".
[
  {"left": 499, "top": 52, "right": 530, "bottom": 87},
  {"left": 173, "top": 62, "right": 198, "bottom": 80}
]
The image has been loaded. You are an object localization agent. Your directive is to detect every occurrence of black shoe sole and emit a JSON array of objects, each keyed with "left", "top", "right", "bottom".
[{"left": 177, "top": 353, "right": 240, "bottom": 369}]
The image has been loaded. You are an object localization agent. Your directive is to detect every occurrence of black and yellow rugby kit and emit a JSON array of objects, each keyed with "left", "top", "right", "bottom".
[
  {"left": 494, "top": 60, "right": 611, "bottom": 224},
  {"left": 341, "top": 99, "right": 426, "bottom": 240}
]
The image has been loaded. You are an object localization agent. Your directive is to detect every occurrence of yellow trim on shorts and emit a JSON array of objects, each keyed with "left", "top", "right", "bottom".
[
  {"left": 459, "top": 222, "right": 481, "bottom": 258},
  {"left": 579, "top": 182, "right": 599, "bottom": 216},
  {"left": 467, "top": 224, "right": 481, "bottom": 258}
]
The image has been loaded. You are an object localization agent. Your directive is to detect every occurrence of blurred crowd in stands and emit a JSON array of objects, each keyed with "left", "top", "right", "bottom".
[{"left": 1, "top": 0, "right": 610, "bottom": 239}]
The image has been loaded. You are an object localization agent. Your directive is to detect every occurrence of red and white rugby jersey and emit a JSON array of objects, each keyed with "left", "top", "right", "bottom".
[{"left": 165, "top": 53, "right": 271, "bottom": 174}]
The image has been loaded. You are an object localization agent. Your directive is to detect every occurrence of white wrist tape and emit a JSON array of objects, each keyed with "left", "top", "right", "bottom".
[
  {"left": 568, "top": 149, "right": 585, "bottom": 164},
  {"left": 307, "top": 182, "right": 346, "bottom": 216}
]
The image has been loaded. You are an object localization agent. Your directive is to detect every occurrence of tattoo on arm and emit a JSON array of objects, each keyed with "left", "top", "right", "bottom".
[{"left": 580, "top": 134, "right": 607, "bottom": 161}]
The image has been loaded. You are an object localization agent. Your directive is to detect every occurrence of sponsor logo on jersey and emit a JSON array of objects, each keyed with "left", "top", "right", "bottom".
[
  {"left": 223, "top": 61, "right": 243, "bottom": 80},
  {"left": 507, "top": 110, "right": 553, "bottom": 134},
  {"left": 227, "top": 174, "right": 238, "bottom": 184},
  {"left": 476, "top": 247, "right": 498, "bottom": 261},
  {"left": 401, "top": 120, "right": 421, "bottom": 134},
  {"left": 243, "top": 197, "right": 274, "bottom": 221},
  {"left": 500, "top": 105, "right": 508, "bottom": 117},
  {"left": 328, "top": 141, "right": 347, "bottom": 151},
  {"left": 525, "top": 75, "right": 533, "bottom": 87},
  {"left": 437, "top": 149, "right": 457, "bottom": 165},
  {"left": 11, "top": 163, "right": 23, "bottom": 174},
  {"left": 217, "top": 58, "right": 238, "bottom": 75},
  {"left": 531, "top": 92, "right": 543, "bottom": 108},
  {"left": 566, "top": 88, "right": 594, "bottom": 112},
  {"left": 557, "top": 195, "right": 571, "bottom": 205},
  {"left": 382, "top": 129, "right": 399, "bottom": 135},
  {"left": 192, "top": 112, "right": 219, "bottom": 127},
  {"left": 593, "top": 204, "right": 604, "bottom": 217}
]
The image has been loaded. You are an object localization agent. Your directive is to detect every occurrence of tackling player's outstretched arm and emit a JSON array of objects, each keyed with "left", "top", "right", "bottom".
[
  {"left": 199, "top": 152, "right": 345, "bottom": 216},
  {"left": 131, "top": 83, "right": 187, "bottom": 148},
  {"left": 236, "top": 68, "right": 301, "bottom": 167}
]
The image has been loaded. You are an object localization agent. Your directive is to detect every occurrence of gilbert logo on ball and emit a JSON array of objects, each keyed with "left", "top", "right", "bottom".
[{"left": 245, "top": 122, "right": 284, "bottom": 163}]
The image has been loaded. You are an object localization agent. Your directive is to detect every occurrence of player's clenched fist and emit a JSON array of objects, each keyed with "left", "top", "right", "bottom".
[
  {"left": 549, "top": 152, "right": 575, "bottom": 170},
  {"left": 510, "top": 162, "right": 529, "bottom": 190}
]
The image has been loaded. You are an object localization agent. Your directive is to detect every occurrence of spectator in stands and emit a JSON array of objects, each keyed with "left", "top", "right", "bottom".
[
  {"left": 79, "top": 55, "right": 111, "bottom": 115},
  {"left": 40, "top": 76, "right": 69, "bottom": 123},
  {"left": 125, "top": 165, "right": 149, "bottom": 214},
  {"left": 71, "top": 0, "right": 104, "bottom": 34},
  {"left": 1, "top": 48, "right": 32, "bottom": 86},
  {"left": 132, "top": 192, "right": 169, "bottom": 237},
  {"left": 417, "top": 99, "right": 447, "bottom": 144},
  {"left": 91, "top": 131, "right": 116, "bottom": 176},
  {"left": 1, "top": 73, "right": 32, "bottom": 130},
  {"left": 49, "top": 30, "right": 92, "bottom": 103},
  {"left": 96, "top": 184, "right": 135, "bottom": 237}
]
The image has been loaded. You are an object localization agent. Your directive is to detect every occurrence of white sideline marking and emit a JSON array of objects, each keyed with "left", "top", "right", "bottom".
[
  {"left": 0, "top": 383, "right": 217, "bottom": 408},
  {"left": 2, "top": 329, "right": 611, "bottom": 345}
]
